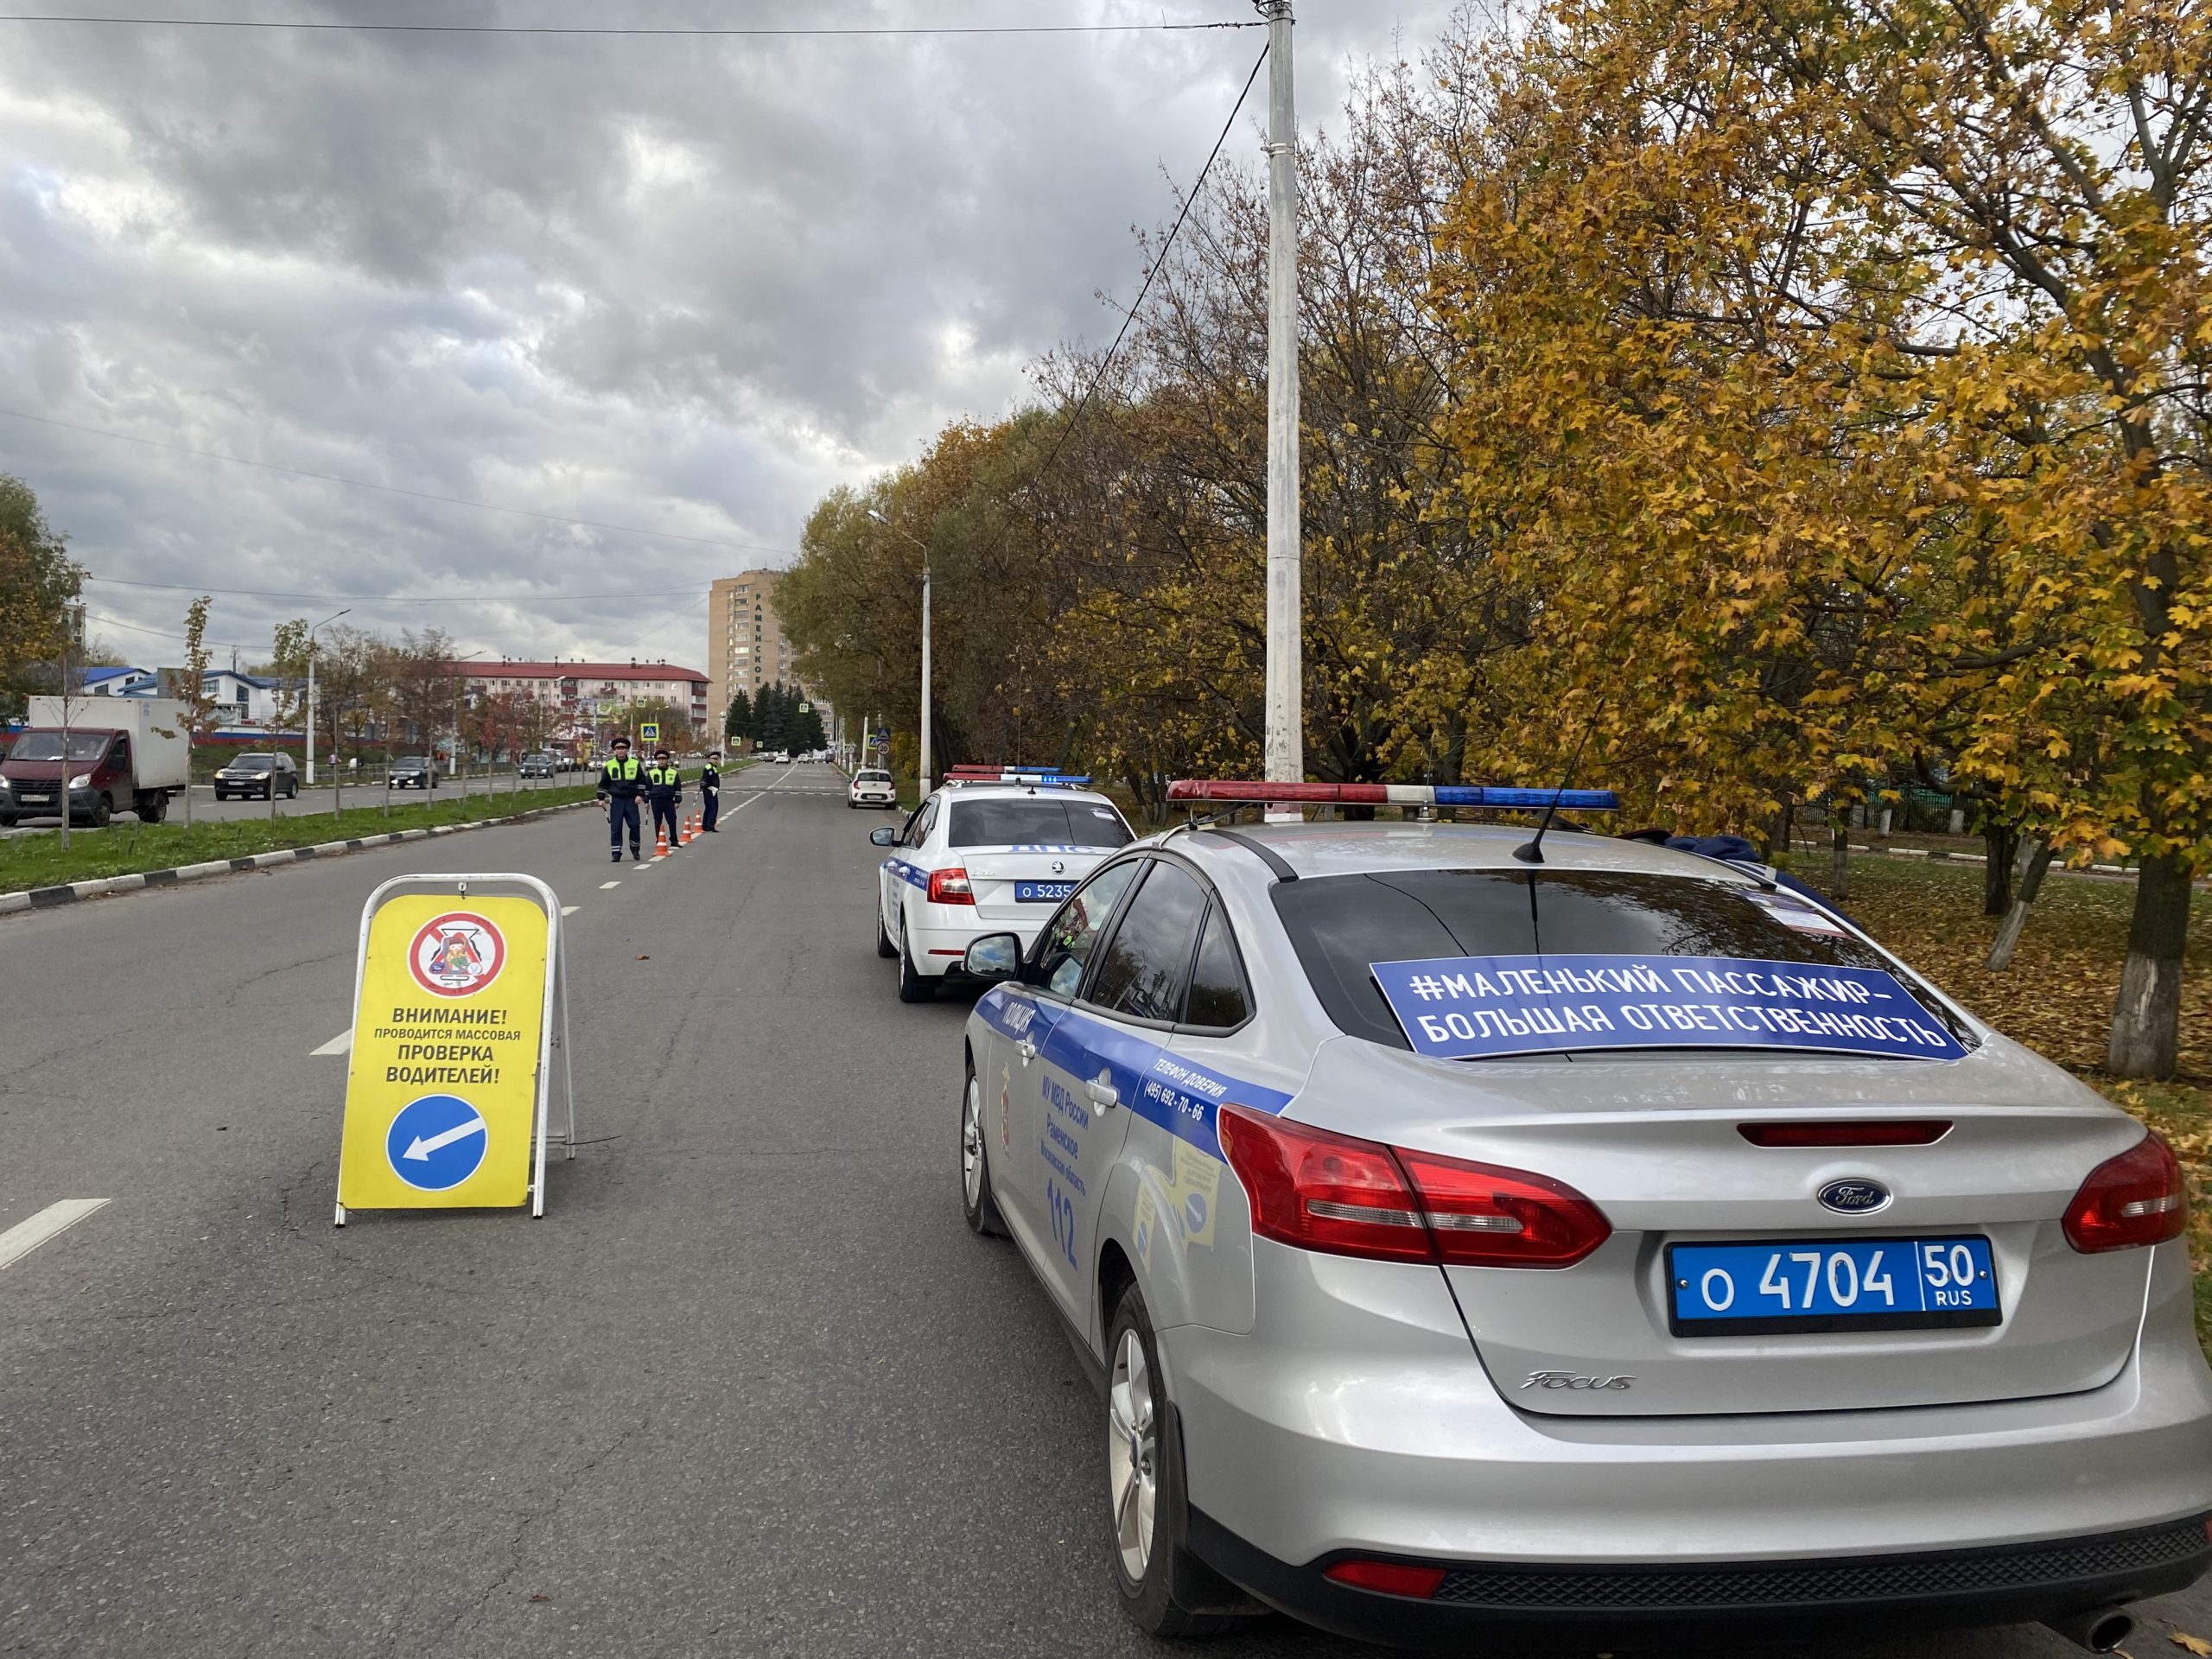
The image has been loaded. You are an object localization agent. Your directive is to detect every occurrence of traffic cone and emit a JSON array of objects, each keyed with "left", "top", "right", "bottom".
[
  {"left": 679, "top": 814, "right": 693, "bottom": 846},
  {"left": 655, "top": 823, "right": 671, "bottom": 857}
]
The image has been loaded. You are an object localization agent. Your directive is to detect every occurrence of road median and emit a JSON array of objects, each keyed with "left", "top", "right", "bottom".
[{"left": 0, "top": 786, "right": 601, "bottom": 917}]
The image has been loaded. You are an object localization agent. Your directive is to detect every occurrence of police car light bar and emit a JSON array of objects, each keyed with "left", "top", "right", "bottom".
[
  {"left": 945, "top": 766, "right": 1093, "bottom": 786},
  {"left": 1165, "top": 780, "right": 1621, "bottom": 810}
]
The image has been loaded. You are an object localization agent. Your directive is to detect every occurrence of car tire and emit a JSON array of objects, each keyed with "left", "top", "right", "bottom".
[
  {"left": 0, "top": 811, "right": 16, "bottom": 829},
  {"left": 896, "top": 925, "right": 937, "bottom": 1003},
  {"left": 875, "top": 906, "right": 898, "bottom": 960},
  {"left": 1107, "top": 1283, "right": 1258, "bottom": 1638},
  {"left": 960, "top": 1064, "right": 1008, "bottom": 1237}
]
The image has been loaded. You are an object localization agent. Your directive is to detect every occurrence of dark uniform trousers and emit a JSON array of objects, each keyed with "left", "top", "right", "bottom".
[
  {"left": 600, "top": 757, "right": 645, "bottom": 858},
  {"left": 647, "top": 764, "right": 683, "bottom": 847},
  {"left": 701, "top": 765, "right": 721, "bottom": 831}
]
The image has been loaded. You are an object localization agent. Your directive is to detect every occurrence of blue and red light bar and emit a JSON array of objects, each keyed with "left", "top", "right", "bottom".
[
  {"left": 1165, "top": 780, "right": 1620, "bottom": 810},
  {"left": 944, "top": 766, "right": 1094, "bottom": 786}
]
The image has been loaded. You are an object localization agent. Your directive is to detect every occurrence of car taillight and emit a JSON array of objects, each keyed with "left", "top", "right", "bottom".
[
  {"left": 2063, "top": 1131, "right": 2188, "bottom": 1253},
  {"left": 926, "top": 868, "right": 974, "bottom": 905},
  {"left": 1217, "top": 1106, "right": 1611, "bottom": 1269}
]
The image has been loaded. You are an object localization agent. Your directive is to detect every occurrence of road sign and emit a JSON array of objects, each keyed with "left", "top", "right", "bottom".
[
  {"left": 335, "top": 876, "right": 575, "bottom": 1223},
  {"left": 639, "top": 721, "right": 659, "bottom": 743}
]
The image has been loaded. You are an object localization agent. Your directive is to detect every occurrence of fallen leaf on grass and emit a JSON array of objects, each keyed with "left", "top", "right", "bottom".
[{"left": 2171, "top": 1633, "right": 2211, "bottom": 1656}]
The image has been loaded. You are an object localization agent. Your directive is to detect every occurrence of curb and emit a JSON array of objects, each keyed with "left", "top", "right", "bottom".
[
  {"left": 0, "top": 798, "right": 595, "bottom": 918},
  {"left": 1833, "top": 842, "right": 2133, "bottom": 878}
]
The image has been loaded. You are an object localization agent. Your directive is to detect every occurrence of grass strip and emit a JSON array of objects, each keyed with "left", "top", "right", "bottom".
[{"left": 0, "top": 785, "right": 601, "bottom": 892}]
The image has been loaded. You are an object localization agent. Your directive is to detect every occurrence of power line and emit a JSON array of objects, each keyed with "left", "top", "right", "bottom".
[
  {"left": 86, "top": 573, "right": 708, "bottom": 605},
  {"left": 0, "top": 14, "right": 1260, "bottom": 35},
  {"left": 1018, "top": 39, "right": 1266, "bottom": 499},
  {"left": 0, "top": 407, "right": 801, "bottom": 556}
]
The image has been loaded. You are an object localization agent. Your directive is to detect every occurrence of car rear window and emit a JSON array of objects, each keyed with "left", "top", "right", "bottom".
[
  {"left": 1272, "top": 869, "right": 1962, "bottom": 1052},
  {"left": 946, "top": 798, "right": 1132, "bottom": 849}
]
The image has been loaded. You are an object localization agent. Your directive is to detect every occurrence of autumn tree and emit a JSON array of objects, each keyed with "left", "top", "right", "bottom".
[
  {"left": 0, "top": 476, "right": 82, "bottom": 718},
  {"left": 173, "top": 595, "right": 218, "bottom": 825}
]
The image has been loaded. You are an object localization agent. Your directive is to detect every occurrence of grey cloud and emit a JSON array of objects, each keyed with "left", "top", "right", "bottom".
[{"left": 0, "top": 1, "right": 1458, "bottom": 665}]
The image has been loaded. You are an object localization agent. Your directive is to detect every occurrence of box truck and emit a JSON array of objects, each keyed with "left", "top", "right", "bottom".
[{"left": 0, "top": 696, "right": 193, "bottom": 827}]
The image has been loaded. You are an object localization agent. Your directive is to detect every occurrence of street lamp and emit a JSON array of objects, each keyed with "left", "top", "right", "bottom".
[
  {"left": 868, "top": 508, "right": 932, "bottom": 795},
  {"left": 305, "top": 607, "right": 351, "bottom": 785}
]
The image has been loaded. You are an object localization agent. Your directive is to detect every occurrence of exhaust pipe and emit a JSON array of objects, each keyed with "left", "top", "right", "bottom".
[{"left": 2044, "top": 1605, "right": 2137, "bottom": 1653}]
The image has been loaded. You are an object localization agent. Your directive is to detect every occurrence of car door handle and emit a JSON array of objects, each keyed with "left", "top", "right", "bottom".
[
  {"left": 1016, "top": 1037, "right": 1039, "bottom": 1064},
  {"left": 1087, "top": 1074, "right": 1118, "bottom": 1109}
]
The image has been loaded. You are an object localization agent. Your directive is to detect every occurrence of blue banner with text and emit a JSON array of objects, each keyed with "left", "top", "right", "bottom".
[{"left": 1368, "top": 953, "right": 1967, "bottom": 1063}]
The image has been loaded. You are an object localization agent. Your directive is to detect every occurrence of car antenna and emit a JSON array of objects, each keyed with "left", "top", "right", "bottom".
[{"left": 1513, "top": 698, "right": 1606, "bottom": 866}]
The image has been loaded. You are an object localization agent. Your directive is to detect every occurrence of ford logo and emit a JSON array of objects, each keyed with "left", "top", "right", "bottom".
[{"left": 1818, "top": 1179, "right": 1891, "bottom": 1216}]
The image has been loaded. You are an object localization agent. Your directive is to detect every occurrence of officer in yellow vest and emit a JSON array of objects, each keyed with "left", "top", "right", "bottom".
[
  {"left": 598, "top": 736, "right": 645, "bottom": 862},
  {"left": 646, "top": 747, "right": 683, "bottom": 851}
]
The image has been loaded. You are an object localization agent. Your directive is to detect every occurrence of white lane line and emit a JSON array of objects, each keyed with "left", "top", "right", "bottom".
[
  {"left": 600, "top": 880, "right": 621, "bottom": 889},
  {"left": 311, "top": 1027, "right": 354, "bottom": 1056},
  {"left": 0, "top": 1199, "right": 111, "bottom": 1271},
  {"left": 561, "top": 906, "right": 580, "bottom": 916}
]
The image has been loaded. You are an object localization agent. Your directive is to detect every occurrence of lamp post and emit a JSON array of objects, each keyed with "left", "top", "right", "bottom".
[
  {"left": 304, "top": 607, "right": 350, "bottom": 787},
  {"left": 452, "top": 649, "right": 486, "bottom": 798},
  {"left": 868, "top": 509, "right": 932, "bottom": 796}
]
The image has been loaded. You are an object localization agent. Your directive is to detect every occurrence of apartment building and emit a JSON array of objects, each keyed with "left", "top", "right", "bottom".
[
  {"left": 709, "top": 569, "right": 804, "bottom": 728},
  {"left": 450, "top": 659, "right": 711, "bottom": 742}
]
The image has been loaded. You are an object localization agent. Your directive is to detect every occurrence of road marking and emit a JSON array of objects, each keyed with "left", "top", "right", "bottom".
[
  {"left": 561, "top": 905, "right": 580, "bottom": 916},
  {"left": 600, "top": 880, "right": 620, "bottom": 889},
  {"left": 311, "top": 1027, "right": 354, "bottom": 1056},
  {"left": 0, "top": 1198, "right": 110, "bottom": 1271}
]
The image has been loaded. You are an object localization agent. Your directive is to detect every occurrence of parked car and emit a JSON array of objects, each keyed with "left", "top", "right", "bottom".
[
  {"left": 212, "top": 751, "right": 300, "bottom": 802},
  {"left": 389, "top": 755, "right": 439, "bottom": 790},
  {"left": 849, "top": 768, "right": 896, "bottom": 809}
]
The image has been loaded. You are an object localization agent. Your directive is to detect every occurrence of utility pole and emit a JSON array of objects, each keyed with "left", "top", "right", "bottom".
[
  {"left": 867, "top": 509, "right": 933, "bottom": 798},
  {"left": 1258, "top": 0, "right": 1301, "bottom": 787}
]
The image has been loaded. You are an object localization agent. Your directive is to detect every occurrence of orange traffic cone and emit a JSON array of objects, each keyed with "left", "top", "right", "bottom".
[
  {"left": 679, "top": 814, "right": 693, "bottom": 846},
  {"left": 655, "top": 823, "right": 671, "bottom": 857}
]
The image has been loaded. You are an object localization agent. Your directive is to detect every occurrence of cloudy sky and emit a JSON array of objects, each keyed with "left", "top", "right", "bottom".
[{"left": 0, "top": 1, "right": 1455, "bottom": 672}]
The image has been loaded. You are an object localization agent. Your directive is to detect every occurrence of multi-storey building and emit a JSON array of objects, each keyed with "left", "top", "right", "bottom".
[
  {"left": 709, "top": 569, "right": 819, "bottom": 733},
  {"left": 449, "top": 660, "right": 711, "bottom": 744}
]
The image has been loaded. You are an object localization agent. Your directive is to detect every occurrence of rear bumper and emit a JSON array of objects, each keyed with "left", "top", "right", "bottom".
[
  {"left": 1187, "top": 1505, "right": 2212, "bottom": 1651},
  {"left": 906, "top": 913, "right": 1048, "bottom": 976}
]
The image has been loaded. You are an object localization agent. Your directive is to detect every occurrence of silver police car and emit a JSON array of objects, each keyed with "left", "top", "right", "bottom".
[{"left": 956, "top": 787, "right": 2212, "bottom": 1651}]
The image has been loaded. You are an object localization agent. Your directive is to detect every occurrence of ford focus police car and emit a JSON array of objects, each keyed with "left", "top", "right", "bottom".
[
  {"left": 952, "top": 779, "right": 2212, "bottom": 1651},
  {"left": 868, "top": 768, "right": 1135, "bottom": 1003}
]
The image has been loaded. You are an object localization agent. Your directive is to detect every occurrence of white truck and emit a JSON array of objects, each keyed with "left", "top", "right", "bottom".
[{"left": 0, "top": 696, "right": 193, "bottom": 827}]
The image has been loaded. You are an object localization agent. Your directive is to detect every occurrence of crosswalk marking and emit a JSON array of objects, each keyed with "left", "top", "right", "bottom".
[
  {"left": 311, "top": 1027, "right": 353, "bottom": 1056},
  {"left": 600, "top": 880, "right": 621, "bottom": 889},
  {"left": 0, "top": 1199, "right": 110, "bottom": 1272}
]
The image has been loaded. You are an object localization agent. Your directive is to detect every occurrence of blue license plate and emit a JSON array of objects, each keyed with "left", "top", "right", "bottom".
[
  {"left": 1667, "top": 1236, "right": 2000, "bottom": 1336},
  {"left": 1014, "top": 881, "right": 1075, "bottom": 904}
]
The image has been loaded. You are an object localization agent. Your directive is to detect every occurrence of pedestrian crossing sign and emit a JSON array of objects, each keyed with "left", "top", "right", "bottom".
[
  {"left": 335, "top": 876, "right": 575, "bottom": 1223},
  {"left": 639, "top": 721, "right": 659, "bottom": 743}
]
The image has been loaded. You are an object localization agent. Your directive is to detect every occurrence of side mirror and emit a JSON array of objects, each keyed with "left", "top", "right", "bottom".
[
  {"left": 963, "top": 933, "right": 1022, "bottom": 982},
  {"left": 868, "top": 827, "right": 899, "bottom": 847}
]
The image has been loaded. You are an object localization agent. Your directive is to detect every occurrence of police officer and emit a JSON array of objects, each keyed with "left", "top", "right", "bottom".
[
  {"left": 646, "top": 747, "right": 683, "bottom": 850},
  {"left": 700, "top": 750, "right": 723, "bottom": 832},
  {"left": 598, "top": 736, "right": 645, "bottom": 862}
]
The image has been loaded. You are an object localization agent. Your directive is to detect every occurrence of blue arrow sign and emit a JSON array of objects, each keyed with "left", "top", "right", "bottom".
[{"left": 385, "top": 1093, "right": 490, "bottom": 1191}]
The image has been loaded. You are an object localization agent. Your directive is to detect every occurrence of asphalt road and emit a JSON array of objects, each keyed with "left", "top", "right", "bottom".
[{"left": 2, "top": 763, "right": 2206, "bottom": 1657}]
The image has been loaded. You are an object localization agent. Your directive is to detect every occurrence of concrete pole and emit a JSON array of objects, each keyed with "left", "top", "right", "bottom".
[
  {"left": 919, "top": 567, "right": 933, "bottom": 796},
  {"left": 1258, "top": 0, "right": 1301, "bottom": 785}
]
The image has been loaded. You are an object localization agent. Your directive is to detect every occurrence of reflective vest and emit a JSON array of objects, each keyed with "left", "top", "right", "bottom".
[
  {"left": 648, "top": 765, "right": 681, "bottom": 787},
  {"left": 602, "top": 756, "right": 641, "bottom": 782}
]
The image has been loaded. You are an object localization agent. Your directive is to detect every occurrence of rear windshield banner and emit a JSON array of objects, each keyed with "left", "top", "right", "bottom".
[{"left": 1368, "top": 953, "right": 1966, "bottom": 1063}]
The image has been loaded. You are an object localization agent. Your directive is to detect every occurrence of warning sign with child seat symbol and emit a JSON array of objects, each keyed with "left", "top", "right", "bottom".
[{"left": 337, "top": 894, "right": 549, "bottom": 1211}]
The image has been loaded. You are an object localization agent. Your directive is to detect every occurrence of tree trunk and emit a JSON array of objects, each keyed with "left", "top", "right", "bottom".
[
  {"left": 2104, "top": 851, "right": 2194, "bottom": 1078},
  {"left": 1984, "top": 840, "right": 2052, "bottom": 972},
  {"left": 1828, "top": 822, "right": 1849, "bottom": 902},
  {"left": 1981, "top": 823, "right": 2018, "bottom": 916}
]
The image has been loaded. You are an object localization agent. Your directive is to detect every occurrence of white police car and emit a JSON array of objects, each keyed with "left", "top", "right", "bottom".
[
  {"left": 952, "top": 778, "right": 2212, "bottom": 1651},
  {"left": 869, "top": 768, "right": 1135, "bottom": 1002}
]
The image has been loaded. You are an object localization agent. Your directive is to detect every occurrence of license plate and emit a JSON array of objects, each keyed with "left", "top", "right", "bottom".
[
  {"left": 1014, "top": 881, "right": 1075, "bottom": 904},
  {"left": 1667, "top": 1236, "right": 1999, "bottom": 1337}
]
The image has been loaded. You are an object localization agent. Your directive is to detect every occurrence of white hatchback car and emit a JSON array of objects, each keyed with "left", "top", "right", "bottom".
[
  {"left": 849, "top": 767, "right": 897, "bottom": 809},
  {"left": 870, "top": 774, "right": 1135, "bottom": 1002}
]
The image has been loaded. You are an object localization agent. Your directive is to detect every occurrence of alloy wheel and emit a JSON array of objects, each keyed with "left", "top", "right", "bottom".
[{"left": 1108, "top": 1327, "right": 1159, "bottom": 1582}]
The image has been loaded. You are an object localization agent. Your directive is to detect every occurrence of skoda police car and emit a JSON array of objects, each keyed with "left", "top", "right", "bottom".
[
  {"left": 869, "top": 767, "right": 1135, "bottom": 1003},
  {"left": 953, "top": 779, "right": 2212, "bottom": 1652}
]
